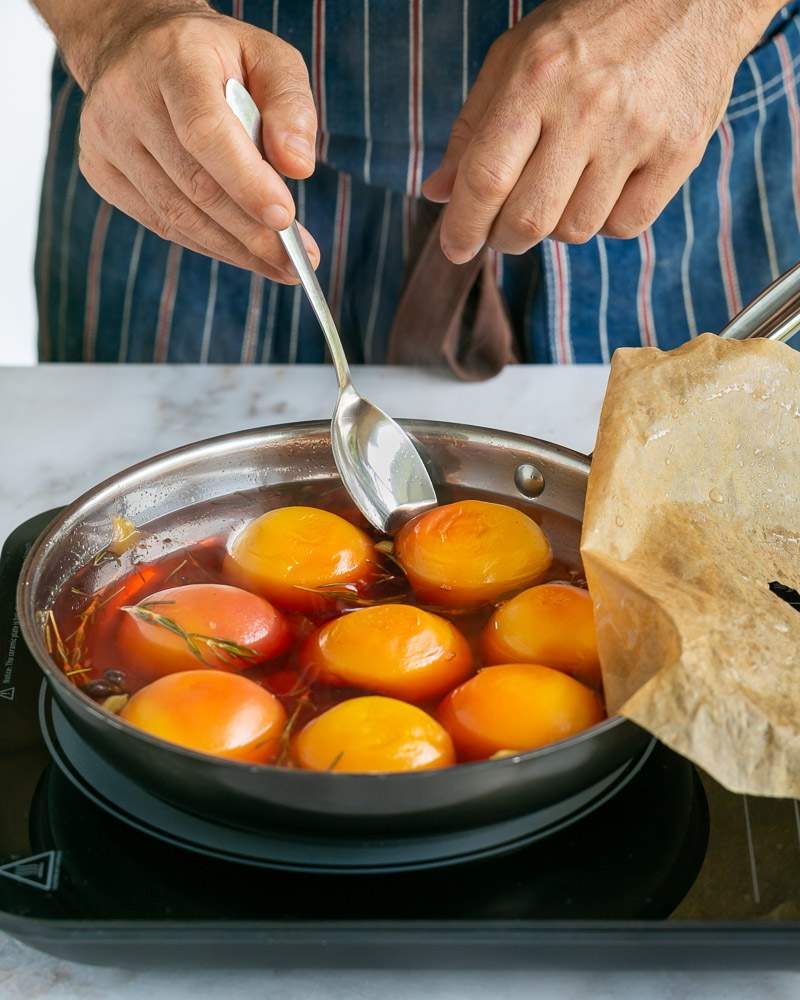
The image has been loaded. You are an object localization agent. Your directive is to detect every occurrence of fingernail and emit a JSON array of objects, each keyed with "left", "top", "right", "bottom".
[
  {"left": 263, "top": 204, "right": 292, "bottom": 230},
  {"left": 284, "top": 134, "right": 315, "bottom": 164},
  {"left": 442, "top": 242, "right": 483, "bottom": 264}
]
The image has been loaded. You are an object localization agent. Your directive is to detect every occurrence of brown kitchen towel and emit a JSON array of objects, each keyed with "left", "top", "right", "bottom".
[
  {"left": 581, "top": 333, "right": 800, "bottom": 797},
  {"left": 387, "top": 209, "right": 518, "bottom": 381}
]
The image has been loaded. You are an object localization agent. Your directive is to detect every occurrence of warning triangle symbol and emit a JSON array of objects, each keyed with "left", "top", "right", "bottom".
[
  {"left": 0, "top": 851, "right": 60, "bottom": 891},
  {"left": 0, "top": 688, "right": 14, "bottom": 701}
]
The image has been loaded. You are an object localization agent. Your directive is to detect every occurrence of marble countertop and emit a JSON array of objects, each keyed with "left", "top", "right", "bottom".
[{"left": 0, "top": 363, "right": 796, "bottom": 999}]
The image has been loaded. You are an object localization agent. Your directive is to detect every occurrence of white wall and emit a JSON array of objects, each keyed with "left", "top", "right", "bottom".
[{"left": 0, "top": 4, "right": 54, "bottom": 365}]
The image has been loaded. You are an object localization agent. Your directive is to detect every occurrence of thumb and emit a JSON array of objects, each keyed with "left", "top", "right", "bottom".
[{"left": 245, "top": 30, "right": 318, "bottom": 180}]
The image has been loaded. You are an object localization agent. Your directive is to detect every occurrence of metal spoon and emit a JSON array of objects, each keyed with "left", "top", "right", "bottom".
[{"left": 225, "top": 78, "right": 437, "bottom": 533}]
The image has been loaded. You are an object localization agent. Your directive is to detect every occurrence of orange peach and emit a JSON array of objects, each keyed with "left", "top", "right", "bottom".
[
  {"left": 120, "top": 669, "right": 286, "bottom": 763},
  {"left": 481, "top": 583, "right": 601, "bottom": 688},
  {"left": 299, "top": 603, "right": 473, "bottom": 701},
  {"left": 293, "top": 696, "right": 455, "bottom": 773},
  {"left": 224, "top": 506, "right": 375, "bottom": 612},
  {"left": 437, "top": 663, "right": 605, "bottom": 761},
  {"left": 395, "top": 500, "right": 552, "bottom": 608},
  {"left": 118, "top": 583, "right": 291, "bottom": 677}
]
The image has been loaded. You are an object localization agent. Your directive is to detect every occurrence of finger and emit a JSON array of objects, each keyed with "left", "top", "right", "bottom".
[
  {"left": 484, "top": 128, "right": 585, "bottom": 255},
  {"left": 439, "top": 94, "right": 542, "bottom": 263},
  {"left": 136, "top": 118, "right": 320, "bottom": 268},
  {"left": 159, "top": 54, "right": 297, "bottom": 229},
  {"left": 244, "top": 33, "right": 318, "bottom": 180},
  {"left": 422, "top": 39, "right": 506, "bottom": 204},
  {"left": 81, "top": 147, "right": 300, "bottom": 284},
  {"left": 601, "top": 155, "right": 689, "bottom": 239},
  {"left": 549, "top": 157, "right": 637, "bottom": 245}
]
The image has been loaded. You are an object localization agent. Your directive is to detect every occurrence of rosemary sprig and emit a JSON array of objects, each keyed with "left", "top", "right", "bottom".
[
  {"left": 276, "top": 696, "right": 310, "bottom": 766},
  {"left": 121, "top": 602, "right": 260, "bottom": 667}
]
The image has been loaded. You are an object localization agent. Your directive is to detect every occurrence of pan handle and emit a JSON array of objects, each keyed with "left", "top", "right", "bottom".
[{"left": 720, "top": 259, "right": 800, "bottom": 343}]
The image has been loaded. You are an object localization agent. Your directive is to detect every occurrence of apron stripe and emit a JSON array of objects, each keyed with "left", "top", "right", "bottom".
[
  {"left": 552, "top": 241, "right": 572, "bottom": 363},
  {"left": 118, "top": 224, "right": 145, "bottom": 362},
  {"left": 241, "top": 275, "right": 265, "bottom": 363},
  {"left": 461, "top": 0, "right": 469, "bottom": 102},
  {"left": 365, "top": 188, "right": 393, "bottom": 362},
  {"left": 596, "top": 235, "right": 610, "bottom": 362},
  {"left": 37, "top": 76, "right": 75, "bottom": 361},
  {"left": 636, "top": 229, "right": 657, "bottom": 347},
  {"left": 261, "top": 278, "right": 280, "bottom": 363},
  {"left": 312, "top": 0, "right": 328, "bottom": 162},
  {"left": 81, "top": 201, "right": 112, "bottom": 362},
  {"left": 680, "top": 181, "right": 698, "bottom": 338},
  {"left": 716, "top": 118, "right": 743, "bottom": 316},
  {"left": 363, "top": 0, "right": 372, "bottom": 183},
  {"left": 407, "top": 0, "right": 424, "bottom": 196},
  {"left": 153, "top": 243, "right": 183, "bottom": 362},
  {"left": 288, "top": 180, "right": 308, "bottom": 363},
  {"left": 748, "top": 55, "right": 780, "bottom": 278},
  {"left": 776, "top": 34, "right": 800, "bottom": 229},
  {"left": 329, "top": 173, "right": 352, "bottom": 328},
  {"left": 56, "top": 154, "right": 81, "bottom": 361},
  {"left": 199, "top": 258, "right": 219, "bottom": 364}
]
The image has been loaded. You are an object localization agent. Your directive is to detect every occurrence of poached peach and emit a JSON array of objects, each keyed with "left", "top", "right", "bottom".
[
  {"left": 438, "top": 663, "right": 604, "bottom": 761},
  {"left": 120, "top": 669, "right": 287, "bottom": 763},
  {"left": 294, "top": 696, "right": 455, "bottom": 773},
  {"left": 118, "top": 583, "right": 291, "bottom": 677},
  {"left": 299, "top": 603, "right": 473, "bottom": 701},
  {"left": 395, "top": 500, "right": 552, "bottom": 608},
  {"left": 481, "top": 583, "right": 601, "bottom": 688},
  {"left": 225, "top": 506, "right": 375, "bottom": 612}
]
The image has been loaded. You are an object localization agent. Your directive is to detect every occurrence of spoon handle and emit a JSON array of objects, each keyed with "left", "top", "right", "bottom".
[
  {"left": 277, "top": 222, "right": 351, "bottom": 389},
  {"left": 720, "top": 259, "right": 800, "bottom": 343},
  {"left": 224, "top": 78, "right": 351, "bottom": 389}
]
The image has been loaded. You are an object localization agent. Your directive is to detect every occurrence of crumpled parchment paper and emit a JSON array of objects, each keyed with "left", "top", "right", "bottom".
[{"left": 581, "top": 333, "right": 800, "bottom": 797}]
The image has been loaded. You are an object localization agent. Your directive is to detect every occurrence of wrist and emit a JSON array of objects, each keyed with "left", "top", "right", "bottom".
[{"left": 54, "top": 0, "right": 213, "bottom": 91}]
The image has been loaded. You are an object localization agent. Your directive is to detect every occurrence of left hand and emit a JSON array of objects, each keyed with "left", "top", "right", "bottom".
[{"left": 423, "top": 0, "right": 780, "bottom": 262}]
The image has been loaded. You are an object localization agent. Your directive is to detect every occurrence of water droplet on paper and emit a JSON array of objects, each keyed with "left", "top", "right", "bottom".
[{"left": 708, "top": 488, "right": 724, "bottom": 504}]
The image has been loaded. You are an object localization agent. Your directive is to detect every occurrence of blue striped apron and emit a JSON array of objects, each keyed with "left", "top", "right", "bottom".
[{"left": 36, "top": 2, "right": 800, "bottom": 365}]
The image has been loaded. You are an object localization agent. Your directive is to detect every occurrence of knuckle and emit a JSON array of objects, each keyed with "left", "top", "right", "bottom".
[
  {"left": 158, "top": 195, "right": 195, "bottom": 234},
  {"left": 508, "top": 212, "right": 550, "bottom": 245},
  {"left": 184, "top": 161, "right": 221, "bottom": 209},
  {"left": 449, "top": 114, "right": 475, "bottom": 147},
  {"left": 174, "top": 106, "right": 226, "bottom": 153},
  {"left": 463, "top": 153, "right": 517, "bottom": 203}
]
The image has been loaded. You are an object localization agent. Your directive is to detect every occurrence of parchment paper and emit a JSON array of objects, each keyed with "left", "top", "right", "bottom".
[{"left": 581, "top": 333, "right": 800, "bottom": 797}]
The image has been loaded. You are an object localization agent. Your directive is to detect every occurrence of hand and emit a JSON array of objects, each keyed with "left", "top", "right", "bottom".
[
  {"left": 68, "top": 2, "right": 319, "bottom": 283},
  {"left": 424, "top": 0, "right": 780, "bottom": 262}
]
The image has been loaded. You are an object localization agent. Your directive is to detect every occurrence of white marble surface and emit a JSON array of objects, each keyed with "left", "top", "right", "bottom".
[{"left": 1, "top": 362, "right": 798, "bottom": 999}]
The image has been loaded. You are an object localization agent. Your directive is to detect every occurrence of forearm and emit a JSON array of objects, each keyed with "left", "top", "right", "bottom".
[{"left": 30, "top": 0, "right": 212, "bottom": 90}]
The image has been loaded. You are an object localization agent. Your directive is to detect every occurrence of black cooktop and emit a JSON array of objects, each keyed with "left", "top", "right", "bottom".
[{"left": 2, "top": 512, "right": 799, "bottom": 969}]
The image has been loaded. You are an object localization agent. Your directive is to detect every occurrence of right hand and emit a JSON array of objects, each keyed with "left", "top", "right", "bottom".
[{"left": 72, "top": 4, "right": 320, "bottom": 283}]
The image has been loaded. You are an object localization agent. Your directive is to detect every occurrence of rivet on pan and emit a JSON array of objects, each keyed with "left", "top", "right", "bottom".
[{"left": 514, "top": 463, "right": 545, "bottom": 498}]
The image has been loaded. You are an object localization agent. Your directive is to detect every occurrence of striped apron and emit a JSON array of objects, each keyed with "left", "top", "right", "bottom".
[{"left": 36, "top": 2, "right": 800, "bottom": 365}]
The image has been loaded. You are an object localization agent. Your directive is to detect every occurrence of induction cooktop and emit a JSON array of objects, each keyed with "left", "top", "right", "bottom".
[{"left": 1, "top": 512, "right": 799, "bottom": 969}]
